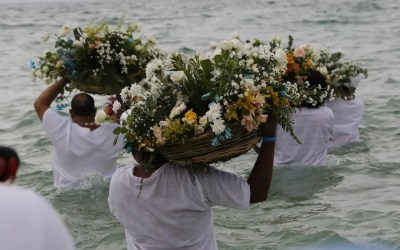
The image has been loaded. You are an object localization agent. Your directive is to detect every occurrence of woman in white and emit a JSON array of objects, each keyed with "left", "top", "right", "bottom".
[{"left": 325, "top": 76, "right": 364, "bottom": 150}]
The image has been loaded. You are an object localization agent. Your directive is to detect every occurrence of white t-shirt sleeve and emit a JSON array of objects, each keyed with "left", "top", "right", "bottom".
[
  {"left": 42, "top": 108, "right": 70, "bottom": 144},
  {"left": 196, "top": 167, "right": 250, "bottom": 210}
]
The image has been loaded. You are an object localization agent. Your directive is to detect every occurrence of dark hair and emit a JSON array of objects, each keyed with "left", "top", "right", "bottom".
[
  {"left": 0, "top": 146, "right": 20, "bottom": 181},
  {"left": 71, "top": 93, "right": 96, "bottom": 116},
  {"left": 301, "top": 69, "right": 328, "bottom": 108},
  {"left": 306, "top": 69, "right": 327, "bottom": 89}
]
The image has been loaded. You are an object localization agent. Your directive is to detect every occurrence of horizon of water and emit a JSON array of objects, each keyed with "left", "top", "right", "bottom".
[{"left": 0, "top": 0, "right": 399, "bottom": 249}]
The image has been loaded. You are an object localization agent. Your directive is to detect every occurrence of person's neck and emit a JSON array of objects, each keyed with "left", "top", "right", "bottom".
[
  {"left": 72, "top": 116, "right": 98, "bottom": 129},
  {"left": 133, "top": 156, "right": 167, "bottom": 178},
  {"left": 341, "top": 94, "right": 355, "bottom": 101}
]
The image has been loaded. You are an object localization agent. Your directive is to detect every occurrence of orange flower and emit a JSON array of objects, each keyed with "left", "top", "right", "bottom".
[{"left": 305, "top": 59, "right": 313, "bottom": 69}]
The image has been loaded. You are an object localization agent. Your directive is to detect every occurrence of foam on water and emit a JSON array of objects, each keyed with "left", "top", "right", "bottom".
[{"left": 1, "top": 0, "right": 399, "bottom": 249}]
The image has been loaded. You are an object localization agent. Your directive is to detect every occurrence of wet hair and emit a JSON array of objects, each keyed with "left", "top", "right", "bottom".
[
  {"left": 0, "top": 146, "right": 20, "bottom": 182},
  {"left": 306, "top": 69, "right": 327, "bottom": 89},
  {"left": 71, "top": 93, "right": 96, "bottom": 116}
]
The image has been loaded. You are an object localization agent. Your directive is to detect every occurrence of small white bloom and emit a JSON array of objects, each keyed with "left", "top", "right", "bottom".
[
  {"left": 58, "top": 23, "right": 72, "bottom": 37},
  {"left": 41, "top": 32, "right": 50, "bottom": 42},
  {"left": 221, "top": 40, "right": 233, "bottom": 51},
  {"left": 148, "top": 36, "right": 157, "bottom": 44},
  {"left": 112, "top": 100, "right": 122, "bottom": 113},
  {"left": 95, "top": 110, "right": 108, "bottom": 124},
  {"left": 209, "top": 41, "right": 217, "bottom": 49},
  {"left": 170, "top": 71, "right": 186, "bottom": 83},
  {"left": 211, "top": 119, "right": 225, "bottom": 135},
  {"left": 72, "top": 40, "right": 82, "bottom": 47},
  {"left": 199, "top": 116, "right": 208, "bottom": 126},
  {"left": 231, "top": 31, "right": 239, "bottom": 39},
  {"left": 231, "top": 39, "right": 244, "bottom": 51},
  {"left": 317, "top": 66, "right": 328, "bottom": 76}
]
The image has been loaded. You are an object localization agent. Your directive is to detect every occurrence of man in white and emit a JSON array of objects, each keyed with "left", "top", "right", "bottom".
[
  {"left": 0, "top": 146, "right": 75, "bottom": 250},
  {"left": 109, "top": 119, "right": 277, "bottom": 249},
  {"left": 325, "top": 77, "right": 364, "bottom": 150},
  {"left": 34, "top": 78, "right": 124, "bottom": 189}
]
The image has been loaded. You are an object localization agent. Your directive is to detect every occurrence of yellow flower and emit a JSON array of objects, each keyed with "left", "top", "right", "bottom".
[
  {"left": 184, "top": 109, "right": 197, "bottom": 125},
  {"left": 267, "top": 87, "right": 280, "bottom": 106},
  {"left": 226, "top": 105, "right": 239, "bottom": 121}
]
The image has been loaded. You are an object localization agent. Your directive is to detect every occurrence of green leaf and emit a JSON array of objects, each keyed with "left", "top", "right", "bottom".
[
  {"left": 113, "top": 127, "right": 122, "bottom": 135},
  {"left": 200, "top": 59, "right": 213, "bottom": 74}
]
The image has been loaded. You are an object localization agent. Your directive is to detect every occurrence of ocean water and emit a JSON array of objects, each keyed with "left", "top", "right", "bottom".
[{"left": 0, "top": 0, "right": 399, "bottom": 249}]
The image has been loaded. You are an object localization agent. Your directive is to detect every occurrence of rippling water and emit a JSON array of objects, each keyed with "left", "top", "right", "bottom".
[{"left": 1, "top": 0, "right": 399, "bottom": 249}]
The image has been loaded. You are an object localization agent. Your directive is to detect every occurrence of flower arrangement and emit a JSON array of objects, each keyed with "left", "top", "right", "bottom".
[
  {"left": 114, "top": 35, "right": 298, "bottom": 166},
  {"left": 270, "top": 35, "right": 335, "bottom": 107},
  {"left": 316, "top": 48, "right": 368, "bottom": 94},
  {"left": 31, "top": 19, "right": 163, "bottom": 95}
]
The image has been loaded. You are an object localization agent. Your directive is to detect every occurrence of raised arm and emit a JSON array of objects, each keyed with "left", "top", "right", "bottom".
[
  {"left": 34, "top": 78, "right": 69, "bottom": 121},
  {"left": 247, "top": 117, "right": 277, "bottom": 203}
]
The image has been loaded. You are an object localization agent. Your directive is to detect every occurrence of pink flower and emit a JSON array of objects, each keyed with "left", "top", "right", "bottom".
[
  {"left": 241, "top": 115, "right": 256, "bottom": 131},
  {"left": 293, "top": 47, "right": 305, "bottom": 58}
]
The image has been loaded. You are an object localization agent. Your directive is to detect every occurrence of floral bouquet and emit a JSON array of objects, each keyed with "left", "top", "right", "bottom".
[
  {"left": 114, "top": 36, "right": 298, "bottom": 167},
  {"left": 31, "top": 19, "right": 163, "bottom": 95},
  {"left": 270, "top": 35, "right": 335, "bottom": 107},
  {"left": 316, "top": 48, "right": 368, "bottom": 95}
]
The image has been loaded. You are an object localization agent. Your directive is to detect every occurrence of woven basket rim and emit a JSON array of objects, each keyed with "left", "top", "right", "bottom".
[{"left": 159, "top": 122, "right": 262, "bottom": 166}]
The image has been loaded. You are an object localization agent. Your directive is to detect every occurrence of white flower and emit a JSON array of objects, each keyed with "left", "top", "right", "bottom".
[
  {"left": 95, "top": 110, "right": 108, "bottom": 124},
  {"left": 317, "top": 66, "right": 328, "bottom": 76},
  {"left": 211, "top": 119, "right": 225, "bottom": 135},
  {"left": 169, "top": 102, "right": 187, "bottom": 119},
  {"left": 199, "top": 116, "right": 208, "bottom": 126},
  {"left": 170, "top": 71, "right": 186, "bottom": 83},
  {"left": 231, "top": 31, "right": 239, "bottom": 39},
  {"left": 112, "top": 100, "right": 122, "bottom": 113},
  {"left": 148, "top": 36, "right": 156, "bottom": 44},
  {"left": 274, "top": 48, "right": 287, "bottom": 67},
  {"left": 231, "top": 39, "right": 244, "bottom": 51},
  {"left": 41, "top": 32, "right": 50, "bottom": 42},
  {"left": 271, "top": 34, "right": 281, "bottom": 43},
  {"left": 72, "top": 40, "right": 82, "bottom": 47},
  {"left": 221, "top": 40, "right": 233, "bottom": 51},
  {"left": 58, "top": 23, "right": 72, "bottom": 37},
  {"left": 131, "top": 22, "right": 141, "bottom": 32},
  {"left": 209, "top": 41, "right": 217, "bottom": 49},
  {"left": 206, "top": 102, "right": 222, "bottom": 121}
]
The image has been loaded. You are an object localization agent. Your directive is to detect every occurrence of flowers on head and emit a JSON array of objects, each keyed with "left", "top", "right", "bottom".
[
  {"left": 114, "top": 35, "right": 298, "bottom": 154},
  {"left": 32, "top": 18, "right": 163, "bottom": 94}
]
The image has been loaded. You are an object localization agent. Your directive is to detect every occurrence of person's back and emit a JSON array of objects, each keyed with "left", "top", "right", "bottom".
[
  {"left": 325, "top": 96, "right": 364, "bottom": 150},
  {"left": 42, "top": 108, "right": 123, "bottom": 188},
  {"left": 0, "top": 146, "right": 75, "bottom": 250},
  {"left": 34, "top": 78, "right": 124, "bottom": 188},
  {"left": 274, "top": 107, "right": 334, "bottom": 166},
  {"left": 109, "top": 163, "right": 250, "bottom": 250}
]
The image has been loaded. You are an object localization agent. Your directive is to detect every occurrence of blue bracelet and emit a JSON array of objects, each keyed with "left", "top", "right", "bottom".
[{"left": 263, "top": 137, "right": 276, "bottom": 142}]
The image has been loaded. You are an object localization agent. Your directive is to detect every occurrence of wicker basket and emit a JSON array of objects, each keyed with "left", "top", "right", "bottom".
[
  {"left": 159, "top": 122, "right": 262, "bottom": 166},
  {"left": 71, "top": 83, "right": 122, "bottom": 95}
]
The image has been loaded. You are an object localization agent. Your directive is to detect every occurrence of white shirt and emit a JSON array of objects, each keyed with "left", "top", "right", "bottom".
[
  {"left": 0, "top": 184, "right": 75, "bottom": 250},
  {"left": 108, "top": 163, "right": 250, "bottom": 250},
  {"left": 324, "top": 98, "right": 364, "bottom": 149},
  {"left": 274, "top": 107, "right": 334, "bottom": 166},
  {"left": 42, "top": 108, "right": 124, "bottom": 189}
]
